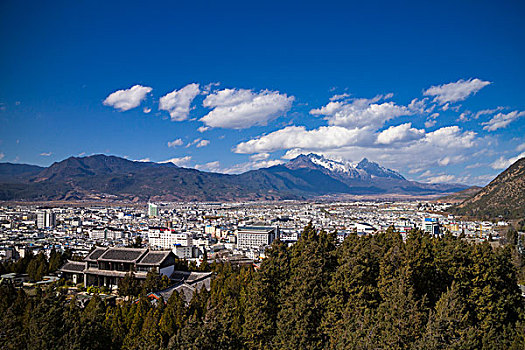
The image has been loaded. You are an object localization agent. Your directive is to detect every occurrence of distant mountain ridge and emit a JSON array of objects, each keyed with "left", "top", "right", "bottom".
[
  {"left": 450, "top": 157, "right": 525, "bottom": 219},
  {"left": 284, "top": 154, "right": 405, "bottom": 180},
  {"left": 0, "top": 153, "right": 468, "bottom": 202}
]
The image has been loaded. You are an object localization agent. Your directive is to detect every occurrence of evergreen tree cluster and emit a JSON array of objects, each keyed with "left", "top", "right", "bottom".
[
  {"left": 0, "top": 248, "right": 74, "bottom": 281},
  {"left": 1, "top": 224, "right": 525, "bottom": 349}
]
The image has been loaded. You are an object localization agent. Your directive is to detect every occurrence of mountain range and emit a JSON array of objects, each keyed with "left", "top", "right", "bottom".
[
  {"left": 450, "top": 157, "right": 525, "bottom": 219},
  {"left": 0, "top": 153, "right": 468, "bottom": 202}
]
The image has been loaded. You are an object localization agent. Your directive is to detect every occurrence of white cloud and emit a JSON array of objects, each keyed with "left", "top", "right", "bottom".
[
  {"left": 200, "top": 88, "right": 294, "bottom": 129},
  {"left": 310, "top": 97, "right": 411, "bottom": 129},
  {"left": 197, "top": 126, "right": 209, "bottom": 133},
  {"left": 329, "top": 93, "right": 350, "bottom": 101},
  {"left": 425, "top": 174, "right": 457, "bottom": 184},
  {"left": 234, "top": 125, "right": 369, "bottom": 154},
  {"left": 482, "top": 110, "right": 525, "bottom": 131},
  {"left": 222, "top": 159, "right": 284, "bottom": 174},
  {"left": 196, "top": 139, "right": 210, "bottom": 148},
  {"left": 424, "top": 126, "right": 476, "bottom": 149},
  {"left": 186, "top": 138, "right": 209, "bottom": 148},
  {"left": 143, "top": 107, "right": 151, "bottom": 113},
  {"left": 202, "top": 82, "right": 220, "bottom": 94},
  {"left": 465, "top": 162, "right": 485, "bottom": 169},
  {"left": 250, "top": 153, "right": 270, "bottom": 161},
  {"left": 473, "top": 107, "right": 504, "bottom": 119},
  {"left": 0, "top": 152, "right": 4, "bottom": 160},
  {"left": 376, "top": 123, "right": 425, "bottom": 145},
  {"left": 159, "top": 156, "right": 192, "bottom": 167},
  {"left": 491, "top": 152, "right": 525, "bottom": 169},
  {"left": 408, "top": 98, "right": 436, "bottom": 114},
  {"left": 438, "top": 155, "right": 465, "bottom": 166},
  {"left": 289, "top": 125, "right": 478, "bottom": 176},
  {"left": 423, "top": 78, "right": 491, "bottom": 104},
  {"left": 438, "top": 157, "right": 451, "bottom": 166},
  {"left": 159, "top": 83, "right": 200, "bottom": 121},
  {"left": 516, "top": 143, "right": 525, "bottom": 152},
  {"left": 103, "top": 85, "right": 152, "bottom": 111},
  {"left": 420, "top": 170, "right": 433, "bottom": 178},
  {"left": 425, "top": 120, "right": 436, "bottom": 128},
  {"left": 167, "top": 139, "right": 184, "bottom": 148},
  {"left": 235, "top": 122, "right": 478, "bottom": 181},
  {"left": 137, "top": 158, "right": 151, "bottom": 162},
  {"left": 408, "top": 167, "right": 425, "bottom": 174},
  {"left": 195, "top": 160, "right": 221, "bottom": 172},
  {"left": 40, "top": 152, "right": 52, "bottom": 156}
]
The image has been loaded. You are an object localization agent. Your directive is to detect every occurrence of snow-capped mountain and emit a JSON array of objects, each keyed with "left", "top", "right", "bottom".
[{"left": 284, "top": 153, "right": 405, "bottom": 180}]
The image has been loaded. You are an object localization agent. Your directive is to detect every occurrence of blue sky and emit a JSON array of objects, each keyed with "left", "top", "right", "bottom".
[{"left": 1, "top": 0, "right": 524, "bottom": 185}]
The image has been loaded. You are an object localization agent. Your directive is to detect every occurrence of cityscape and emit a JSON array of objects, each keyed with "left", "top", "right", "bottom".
[
  {"left": 0, "top": 200, "right": 511, "bottom": 275},
  {"left": 1, "top": 1, "right": 525, "bottom": 349}
]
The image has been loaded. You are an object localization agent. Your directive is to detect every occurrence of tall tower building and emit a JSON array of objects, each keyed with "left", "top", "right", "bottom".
[
  {"left": 37, "top": 210, "right": 56, "bottom": 229},
  {"left": 147, "top": 203, "right": 159, "bottom": 217}
]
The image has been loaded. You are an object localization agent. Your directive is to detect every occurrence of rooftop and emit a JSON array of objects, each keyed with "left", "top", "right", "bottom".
[{"left": 98, "top": 247, "right": 148, "bottom": 262}]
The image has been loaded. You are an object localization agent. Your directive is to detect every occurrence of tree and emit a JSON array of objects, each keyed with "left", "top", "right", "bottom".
[
  {"left": 242, "top": 239, "right": 290, "bottom": 349},
  {"left": 118, "top": 272, "right": 140, "bottom": 297},
  {"left": 417, "top": 283, "right": 477, "bottom": 349},
  {"left": 141, "top": 268, "right": 166, "bottom": 296},
  {"left": 159, "top": 291, "right": 187, "bottom": 346},
  {"left": 275, "top": 224, "right": 336, "bottom": 350}
]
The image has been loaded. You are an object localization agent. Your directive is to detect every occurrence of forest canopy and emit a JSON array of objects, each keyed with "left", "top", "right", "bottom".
[{"left": 1, "top": 224, "right": 524, "bottom": 349}]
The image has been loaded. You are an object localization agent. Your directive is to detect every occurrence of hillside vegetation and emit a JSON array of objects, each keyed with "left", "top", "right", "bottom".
[{"left": 451, "top": 158, "right": 525, "bottom": 219}]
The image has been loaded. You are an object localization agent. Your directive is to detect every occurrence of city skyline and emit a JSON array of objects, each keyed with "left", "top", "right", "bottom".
[{"left": 1, "top": 1, "right": 525, "bottom": 186}]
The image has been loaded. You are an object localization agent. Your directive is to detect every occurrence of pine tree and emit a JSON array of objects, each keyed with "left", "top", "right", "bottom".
[
  {"left": 242, "top": 239, "right": 290, "bottom": 349},
  {"left": 160, "top": 291, "right": 187, "bottom": 346},
  {"left": 373, "top": 266, "right": 425, "bottom": 349},
  {"left": 417, "top": 283, "right": 476, "bottom": 349},
  {"left": 275, "top": 224, "right": 336, "bottom": 350}
]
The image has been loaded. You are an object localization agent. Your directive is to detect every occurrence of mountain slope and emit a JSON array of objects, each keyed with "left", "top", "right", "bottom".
[
  {"left": 0, "top": 153, "right": 468, "bottom": 201},
  {"left": 0, "top": 163, "right": 44, "bottom": 182},
  {"left": 435, "top": 186, "right": 482, "bottom": 203},
  {"left": 450, "top": 158, "right": 525, "bottom": 219}
]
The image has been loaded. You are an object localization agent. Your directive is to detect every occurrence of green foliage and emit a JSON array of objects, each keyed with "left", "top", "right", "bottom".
[
  {"left": 0, "top": 224, "right": 524, "bottom": 349},
  {"left": 1, "top": 248, "right": 71, "bottom": 282},
  {"left": 140, "top": 269, "right": 171, "bottom": 296},
  {"left": 118, "top": 272, "right": 141, "bottom": 297}
]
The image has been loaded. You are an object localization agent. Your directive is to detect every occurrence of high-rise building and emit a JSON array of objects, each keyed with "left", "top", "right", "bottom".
[
  {"left": 422, "top": 217, "right": 440, "bottom": 235},
  {"left": 37, "top": 210, "right": 56, "bottom": 229},
  {"left": 147, "top": 203, "right": 159, "bottom": 217},
  {"left": 237, "top": 226, "right": 279, "bottom": 249}
]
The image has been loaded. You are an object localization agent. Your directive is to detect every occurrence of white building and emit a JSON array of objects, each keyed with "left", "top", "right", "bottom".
[
  {"left": 148, "top": 228, "right": 193, "bottom": 249},
  {"left": 355, "top": 222, "right": 375, "bottom": 234},
  {"left": 173, "top": 245, "right": 194, "bottom": 259},
  {"left": 37, "top": 210, "right": 56, "bottom": 229},
  {"left": 237, "top": 226, "right": 278, "bottom": 250},
  {"left": 422, "top": 218, "right": 440, "bottom": 235},
  {"left": 88, "top": 227, "right": 125, "bottom": 240}
]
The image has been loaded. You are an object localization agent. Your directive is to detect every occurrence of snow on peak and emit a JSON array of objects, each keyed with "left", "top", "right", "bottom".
[
  {"left": 306, "top": 153, "right": 357, "bottom": 174},
  {"left": 299, "top": 153, "right": 405, "bottom": 180}
]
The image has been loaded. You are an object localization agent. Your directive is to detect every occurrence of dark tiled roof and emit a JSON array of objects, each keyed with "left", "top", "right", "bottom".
[
  {"left": 85, "top": 247, "right": 107, "bottom": 261},
  {"left": 169, "top": 270, "right": 212, "bottom": 283},
  {"left": 138, "top": 251, "right": 171, "bottom": 265},
  {"left": 98, "top": 248, "right": 147, "bottom": 262},
  {"left": 153, "top": 272, "right": 213, "bottom": 304},
  {"left": 60, "top": 261, "right": 86, "bottom": 273},
  {"left": 170, "top": 270, "right": 191, "bottom": 282}
]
